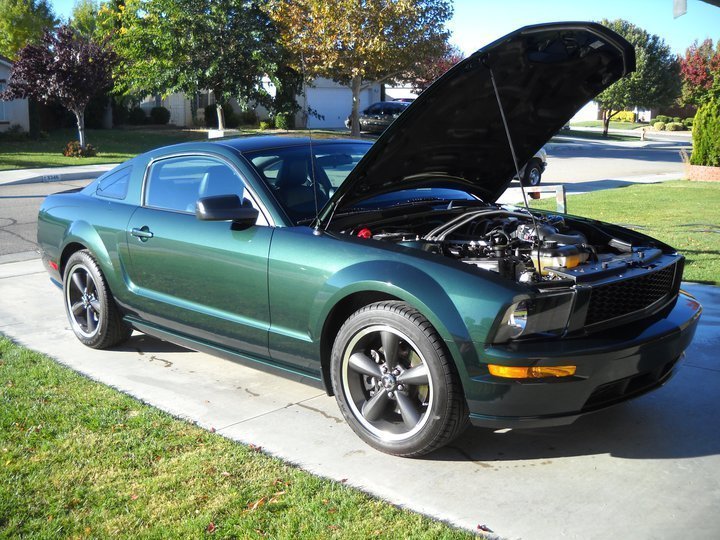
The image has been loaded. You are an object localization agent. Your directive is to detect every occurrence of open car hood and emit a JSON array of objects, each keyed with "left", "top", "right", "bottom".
[{"left": 320, "top": 22, "right": 634, "bottom": 224}]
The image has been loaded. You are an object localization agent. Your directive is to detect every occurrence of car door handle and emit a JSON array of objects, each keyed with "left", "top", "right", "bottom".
[{"left": 131, "top": 226, "right": 154, "bottom": 241}]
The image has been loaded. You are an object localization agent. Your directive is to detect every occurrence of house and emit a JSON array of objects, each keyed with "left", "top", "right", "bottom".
[
  {"left": 0, "top": 55, "right": 30, "bottom": 132},
  {"left": 140, "top": 77, "right": 382, "bottom": 129}
]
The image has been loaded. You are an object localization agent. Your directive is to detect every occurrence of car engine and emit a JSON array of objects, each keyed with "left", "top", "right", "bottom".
[{"left": 347, "top": 207, "right": 664, "bottom": 285}]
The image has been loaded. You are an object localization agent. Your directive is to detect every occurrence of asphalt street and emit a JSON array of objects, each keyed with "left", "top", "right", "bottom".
[{"left": 0, "top": 179, "right": 90, "bottom": 262}]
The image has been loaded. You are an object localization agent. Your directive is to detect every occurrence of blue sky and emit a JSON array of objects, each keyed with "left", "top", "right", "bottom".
[{"left": 50, "top": 0, "right": 720, "bottom": 55}]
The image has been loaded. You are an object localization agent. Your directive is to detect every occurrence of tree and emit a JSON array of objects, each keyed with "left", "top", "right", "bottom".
[
  {"left": 595, "top": 19, "right": 681, "bottom": 136},
  {"left": 407, "top": 43, "right": 463, "bottom": 93},
  {"left": 113, "top": 0, "right": 278, "bottom": 130},
  {"left": 1, "top": 25, "right": 116, "bottom": 148},
  {"left": 0, "top": 0, "right": 56, "bottom": 59},
  {"left": 680, "top": 39, "right": 720, "bottom": 107},
  {"left": 266, "top": 0, "right": 453, "bottom": 136}
]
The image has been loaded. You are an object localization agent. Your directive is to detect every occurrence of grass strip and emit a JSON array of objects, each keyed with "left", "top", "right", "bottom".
[
  {"left": 0, "top": 337, "right": 472, "bottom": 539},
  {"left": 0, "top": 128, "right": 371, "bottom": 171},
  {"left": 530, "top": 180, "right": 720, "bottom": 285}
]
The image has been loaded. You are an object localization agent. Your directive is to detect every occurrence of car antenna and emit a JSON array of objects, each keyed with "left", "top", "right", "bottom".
[
  {"left": 485, "top": 57, "right": 543, "bottom": 273},
  {"left": 301, "top": 52, "right": 322, "bottom": 236}
]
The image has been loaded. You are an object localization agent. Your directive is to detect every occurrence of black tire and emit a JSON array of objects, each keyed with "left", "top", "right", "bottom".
[
  {"left": 63, "top": 250, "right": 132, "bottom": 349},
  {"left": 330, "top": 301, "right": 468, "bottom": 457},
  {"left": 521, "top": 158, "right": 543, "bottom": 187}
]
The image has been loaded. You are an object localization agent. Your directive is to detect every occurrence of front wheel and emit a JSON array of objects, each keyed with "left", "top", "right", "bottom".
[
  {"left": 63, "top": 250, "right": 132, "bottom": 349},
  {"left": 330, "top": 301, "right": 468, "bottom": 457}
]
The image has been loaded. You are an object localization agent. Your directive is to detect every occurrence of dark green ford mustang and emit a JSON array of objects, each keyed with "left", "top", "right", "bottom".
[{"left": 38, "top": 23, "right": 701, "bottom": 456}]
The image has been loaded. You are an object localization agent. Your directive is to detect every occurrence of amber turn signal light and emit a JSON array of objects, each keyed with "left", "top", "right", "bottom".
[{"left": 488, "top": 364, "right": 576, "bottom": 378}]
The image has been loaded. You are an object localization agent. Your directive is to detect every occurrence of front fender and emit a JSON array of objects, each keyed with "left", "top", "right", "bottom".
[{"left": 312, "top": 259, "right": 516, "bottom": 379}]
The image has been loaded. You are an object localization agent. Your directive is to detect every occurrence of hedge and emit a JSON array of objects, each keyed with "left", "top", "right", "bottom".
[{"left": 691, "top": 99, "right": 720, "bottom": 167}]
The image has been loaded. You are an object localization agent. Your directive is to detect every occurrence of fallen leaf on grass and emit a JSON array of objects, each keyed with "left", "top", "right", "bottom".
[
  {"left": 206, "top": 522, "right": 216, "bottom": 533},
  {"left": 249, "top": 444, "right": 263, "bottom": 452},
  {"left": 268, "top": 491, "right": 286, "bottom": 504},
  {"left": 248, "top": 496, "right": 267, "bottom": 511},
  {"left": 130, "top": 493, "right": 139, "bottom": 501}
]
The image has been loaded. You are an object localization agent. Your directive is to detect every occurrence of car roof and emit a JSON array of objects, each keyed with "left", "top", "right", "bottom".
[{"left": 214, "top": 135, "right": 369, "bottom": 154}]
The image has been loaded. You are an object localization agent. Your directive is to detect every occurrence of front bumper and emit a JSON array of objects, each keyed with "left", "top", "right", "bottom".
[{"left": 465, "top": 291, "right": 702, "bottom": 429}]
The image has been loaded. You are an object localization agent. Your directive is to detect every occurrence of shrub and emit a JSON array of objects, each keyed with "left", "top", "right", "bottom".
[
  {"left": 204, "top": 103, "right": 240, "bottom": 129},
  {"left": 150, "top": 106, "right": 171, "bottom": 125},
  {"left": 691, "top": 99, "right": 720, "bottom": 167},
  {"left": 673, "top": 116, "right": 682, "bottom": 123},
  {"left": 274, "top": 112, "right": 294, "bottom": 130},
  {"left": 112, "top": 101, "right": 130, "bottom": 125},
  {"left": 683, "top": 117, "right": 694, "bottom": 128},
  {"left": 128, "top": 107, "right": 147, "bottom": 125},
  {"left": 259, "top": 120, "right": 273, "bottom": 130},
  {"left": 665, "top": 122, "right": 685, "bottom": 131},
  {"left": 654, "top": 114, "right": 670, "bottom": 123},
  {"left": 614, "top": 110, "right": 636, "bottom": 123},
  {"left": 0, "top": 124, "right": 29, "bottom": 141},
  {"left": 237, "top": 109, "right": 258, "bottom": 126},
  {"left": 63, "top": 141, "right": 97, "bottom": 158},
  {"left": 653, "top": 121, "right": 666, "bottom": 131}
]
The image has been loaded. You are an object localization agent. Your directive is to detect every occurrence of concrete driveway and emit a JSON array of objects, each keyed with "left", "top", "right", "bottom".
[{"left": 1, "top": 258, "right": 718, "bottom": 540}]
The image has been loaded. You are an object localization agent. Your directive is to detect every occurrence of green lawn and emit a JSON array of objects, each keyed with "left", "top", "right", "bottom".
[
  {"left": 0, "top": 128, "right": 209, "bottom": 171},
  {"left": 570, "top": 120, "right": 650, "bottom": 130},
  {"left": 0, "top": 337, "right": 472, "bottom": 539},
  {"left": 0, "top": 128, "right": 369, "bottom": 172},
  {"left": 530, "top": 180, "right": 720, "bottom": 285},
  {"left": 552, "top": 129, "right": 639, "bottom": 142}
]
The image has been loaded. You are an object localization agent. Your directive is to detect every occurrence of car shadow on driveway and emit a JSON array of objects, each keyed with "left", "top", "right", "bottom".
[{"left": 432, "top": 362, "right": 720, "bottom": 463}]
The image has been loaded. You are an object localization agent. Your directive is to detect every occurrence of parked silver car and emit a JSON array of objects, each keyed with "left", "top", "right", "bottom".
[{"left": 518, "top": 146, "right": 547, "bottom": 187}]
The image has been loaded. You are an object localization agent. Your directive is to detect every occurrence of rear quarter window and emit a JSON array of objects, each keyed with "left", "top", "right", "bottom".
[{"left": 96, "top": 167, "right": 131, "bottom": 200}]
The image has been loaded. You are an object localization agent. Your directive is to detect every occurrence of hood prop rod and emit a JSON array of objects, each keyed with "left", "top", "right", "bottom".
[{"left": 487, "top": 62, "right": 543, "bottom": 273}]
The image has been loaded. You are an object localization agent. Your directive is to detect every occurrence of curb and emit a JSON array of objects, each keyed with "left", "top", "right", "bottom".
[{"left": 0, "top": 164, "right": 115, "bottom": 187}]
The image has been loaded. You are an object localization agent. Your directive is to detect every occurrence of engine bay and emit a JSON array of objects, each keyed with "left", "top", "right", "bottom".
[{"left": 342, "top": 206, "right": 666, "bottom": 286}]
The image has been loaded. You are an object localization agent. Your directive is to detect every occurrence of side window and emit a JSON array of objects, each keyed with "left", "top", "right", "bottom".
[
  {"left": 96, "top": 166, "right": 131, "bottom": 200},
  {"left": 145, "top": 156, "right": 244, "bottom": 213},
  {"left": 365, "top": 104, "right": 382, "bottom": 115}
]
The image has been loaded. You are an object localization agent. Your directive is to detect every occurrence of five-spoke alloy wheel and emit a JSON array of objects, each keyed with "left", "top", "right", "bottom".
[
  {"left": 331, "top": 301, "right": 468, "bottom": 457},
  {"left": 63, "top": 250, "right": 131, "bottom": 349}
]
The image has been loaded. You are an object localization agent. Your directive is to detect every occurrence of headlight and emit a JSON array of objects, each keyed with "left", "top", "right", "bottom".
[{"left": 493, "top": 291, "right": 575, "bottom": 343}]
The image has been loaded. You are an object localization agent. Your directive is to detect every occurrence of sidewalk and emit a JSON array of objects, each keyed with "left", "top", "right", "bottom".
[{"left": 0, "top": 163, "right": 114, "bottom": 187}]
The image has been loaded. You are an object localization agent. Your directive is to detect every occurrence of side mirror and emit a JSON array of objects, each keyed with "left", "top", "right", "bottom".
[{"left": 196, "top": 194, "right": 259, "bottom": 229}]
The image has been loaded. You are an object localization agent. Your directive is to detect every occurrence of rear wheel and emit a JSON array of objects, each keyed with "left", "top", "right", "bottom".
[
  {"left": 63, "top": 250, "right": 132, "bottom": 349},
  {"left": 330, "top": 301, "right": 468, "bottom": 457}
]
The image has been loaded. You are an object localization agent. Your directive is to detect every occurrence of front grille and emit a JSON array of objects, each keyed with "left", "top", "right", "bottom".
[{"left": 585, "top": 263, "right": 677, "bottom": 326}]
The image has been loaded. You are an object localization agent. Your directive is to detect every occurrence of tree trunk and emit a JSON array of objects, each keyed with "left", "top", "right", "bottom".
[
  {"left": 75, "top": 110, "right": 86, "bottom": 149},
  {"left": 350, "top": 75, "right": 362, "bottom": 137},
  {"left": 216, "top": 102, "right": 226, "bottom": 131},
  {"left": 602, "top": 109, "right": 618, "bottom": 137}
]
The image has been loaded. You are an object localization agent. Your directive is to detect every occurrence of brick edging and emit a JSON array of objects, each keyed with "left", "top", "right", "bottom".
[{"left": 685, "top": 164, "right": 720, "bottom": 182}]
